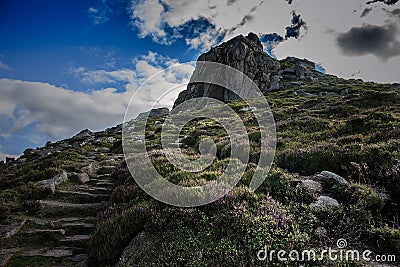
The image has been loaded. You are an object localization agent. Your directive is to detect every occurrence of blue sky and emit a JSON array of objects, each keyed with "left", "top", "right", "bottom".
[
  {"left": 0, "top": 0, "right": 399, "bottom": 160},
  {"left": 0, "top": 0, "right": 196, "bottom": 90}
]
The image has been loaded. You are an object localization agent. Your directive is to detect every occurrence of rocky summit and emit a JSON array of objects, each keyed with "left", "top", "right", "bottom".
[
  {"left": 173, "top": 32, "right": 323, "bottom": 108},
  {"left": 1, "top": 34, "right": 400, "bottom": 267}
]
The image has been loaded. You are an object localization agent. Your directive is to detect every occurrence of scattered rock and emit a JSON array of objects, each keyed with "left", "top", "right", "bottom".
[
  {"left": 314, "top": 171, "right": 349, "bottom": 188},
  {"left": 23, "top": 148, "right": 36, "bottom": 155},
  {"left": 68, "top": 172, "right": 90, "bottom": 184},
  {"left": 238, "top": 106, "right": 257, "bottom": 113},
  {"left": 81, "top": 163, "right": 97, "bottom": 176},
  {"left": 311, "top": 196, "right": 340, "bottom": 209},
  {"left": 136, "top": 108, "right": 170, "bottom": 120},
  {"left": 36, "top": 171, "right": 68, "bottom": 193},
  {"left": 314, "top": 226, "right": 328, "bottom": 240},
  {"left": 74, "top": 129, "right": 93, "bottom": 139},
  {"left": 301, "top": 179, "right": 323, "bottom": 193}
]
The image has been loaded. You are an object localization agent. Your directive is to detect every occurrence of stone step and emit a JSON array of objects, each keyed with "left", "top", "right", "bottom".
[
  {"left": 27, "top": 216, "right": 97, "bottom": 227},
  {"left": 96, "top": 173, "right": 112, "bottom": 179},
  {"left": 55, "top": 190, "right": 110, "bottom": 203},
  {"left": 0, "top": 219, "right": 27, "bottom": 238},
  {"left": 61, "top": 222, "right": 95, "bottom": 235},
  {"left": 22, "top": 248, "right": 73, "bottom": 258},
  {"left": 67, "top": 253, "right": 88, "bottom": 267},
  {"left": 38, "top": 200, "right": 105, "bottom": 217},
  {"left": 0, "top": 248, "right": 20, "bottom": 266},
  {"left": 59, "top": 235, "right": 91, "bottom": 248},
  {"left": 95, "top": 181, "right": 113, "bottom": 187},
  {"left": 23, "top": 229, "right": 66, "bottom": 235},
  {"left": 85, "top": 178, "right": 113, "bottom": 187},
  {"left": 77, "top": 185, "right": 112, "bottom": 194},
  {"left": 52, "top": 216, "right": 97, "bottom": 224}
]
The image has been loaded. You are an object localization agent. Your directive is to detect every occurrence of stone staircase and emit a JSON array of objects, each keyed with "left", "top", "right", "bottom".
[{"left": 0, "top": 155, "right": 122, "bottom": 267}]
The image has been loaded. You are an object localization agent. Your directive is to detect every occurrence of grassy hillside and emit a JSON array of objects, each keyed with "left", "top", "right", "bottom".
[
  {"left": 1, "top": 76, "right": 399, "bottom": 266},
  {"left": 90, "top": 78, "right": 400, "bottom": 266}
]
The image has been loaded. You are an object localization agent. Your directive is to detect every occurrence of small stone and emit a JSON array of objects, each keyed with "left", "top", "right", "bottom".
[
  {"left": 301, "top": 179, "right": 323, "bottom": 193},
  {"left": 311, "top": 196, "right": 340, "bottom": 209},
  {"left": 81, "top": 163, "right": 97, "bottom": 176},
  {"left": 314, "top": 226, "right": 328, "bottom": 239},
  {"left": 340, "top": 88, "right": 349, "bottom": 96}
]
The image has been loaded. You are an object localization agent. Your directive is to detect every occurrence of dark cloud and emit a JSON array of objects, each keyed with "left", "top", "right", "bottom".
[
  {"left": 366, "top": 0, "right": 399, "bottom": 5},
  {"left": 387, "top": 8, "right": 400, "bottom": 18},
  {"left": 286, "top": 0, "right": 293, "bottom": 4},
  {"left": 336, "top": 23, "right": 400, "bottom": 60},
  {"left": 260, "top": 33, "right": 284, "bottom": 57},
  {"left": 261, "top": 33, "right": 284, "bottom": 43},
  {"left": 285, "top": 11, "right": 308, "bottom": 39},
  {"left": 259, "top": 11, "right": 307, "bottom": 56},
  {"left": 226, "top": 0, "right": 237, "bottom": 6},
  {"left": 228, "top": 15, "right": 254, "bottom": 33},
  {"left": 227, "top": 1, "right": 263, "bottom": 33},
  {"left": 361, "top": 8, "right": 373, "bottom": 17}
]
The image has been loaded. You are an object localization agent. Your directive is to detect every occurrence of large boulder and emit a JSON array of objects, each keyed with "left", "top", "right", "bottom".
[
  {"left": 173, "top": 33, "right": 280, "bottom": 108},
  {"left": 173, "top": 33, "right": 325, "bottom": 108}
]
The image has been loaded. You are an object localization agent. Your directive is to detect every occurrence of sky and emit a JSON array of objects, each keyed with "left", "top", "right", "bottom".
[{"left": 0, "top": 0, "right": 399, "bottom": 160}]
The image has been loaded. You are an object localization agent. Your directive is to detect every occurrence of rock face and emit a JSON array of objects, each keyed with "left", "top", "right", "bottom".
[
  {"left": 174, "top": 33, "right": 280, "bottom": 108},
  {"left": 280, "top": 57, "right": 318, "bottom": 82},
  {"left": 136, "top": 108, "right": 170, "bottom": 120},
  {"left": 173, "top": 32, "right": 322, "bottom": 108}
]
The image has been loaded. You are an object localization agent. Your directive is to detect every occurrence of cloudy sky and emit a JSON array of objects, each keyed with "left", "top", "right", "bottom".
[{"left": 0, "top": 0, "right": 399, "bottom": 160}]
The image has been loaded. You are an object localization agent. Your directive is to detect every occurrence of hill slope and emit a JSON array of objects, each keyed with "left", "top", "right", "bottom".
[{"left": 1, "top": 34, "right": 400, "bottom": 266}]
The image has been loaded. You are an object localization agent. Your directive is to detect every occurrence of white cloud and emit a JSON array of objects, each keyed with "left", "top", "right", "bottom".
[
  {"left": 129, "top": 0, "right": 400, "bottom": 83},
  {"left": 0, "top": 52, "right": 194, "bottom": 145},
  {"left": 69, "top": 67, "right": 136, "bottom": 84},
  {"left": 131, "top": 0, "right": 168, "bottom": 43},
  {"left": 88, "top": 6, "right": 110, "bottom": 25},
  {"left": 185, "top": 28, "right": 225, "bottom": 51},
  {"left": 0, "top": 60, "right": 12, "bottom": 70},
  {"left": 130, "top": 0, "right": 266, "bottom": 49}
]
